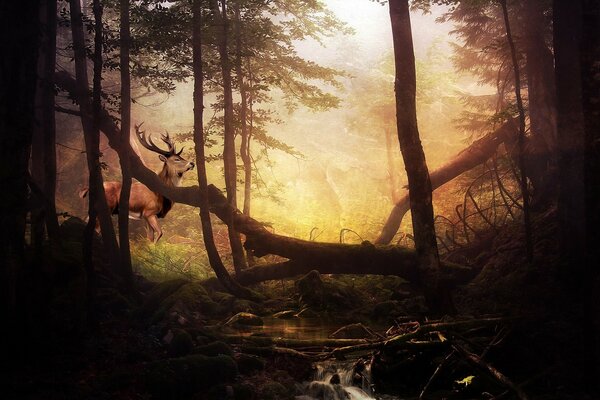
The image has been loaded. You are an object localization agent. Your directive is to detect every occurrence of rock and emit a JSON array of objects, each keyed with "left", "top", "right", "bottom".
[
  {"left": 142, "top": 354, "right": 237, "bottom": 399},
  {"left": 391, "top": 289, "right": 412, "bottom": 301},
  {"left": 259, "top": 381, "right": 292, "bottom": 400},
  {"left": 329, "top": 323, "right": 378, "bottom": 339},
  {"left": 232, "top": 383, "right": 255, "bottom": 400},
  {"left": 225, "top": 312, "right": 263, "bottom": 327},
  {"left": 236, "top": 353, "right": 266, "bottom": 375},
  {"left": 303, "top": 381, "right": 348, "bottom": 400},
  {"left": 168, "top": 329, "right": 193, "bottom": 357},
  {"left": 296, "top": 270, "right": 325, "bottom": 309},
  {"left": 273, "top": 310, "right": 297, "bottom": 319},
  {"left": 330, "top": 373, "right": 341, "bottom": 385},
  {"left": 194, "top": 341, "right": 233, "bottom": 357},
  {"left": 232, "top": 299, "right": 262, "bottom": 314},
  {"left": 163, "top": 329, "right": 174, "bottom": 344},
  {"left": 399, "top": 295, "right": 429, "bottom": 315},
  {"left": 372, "top": 300, "right": 403, "bottom": 321}
]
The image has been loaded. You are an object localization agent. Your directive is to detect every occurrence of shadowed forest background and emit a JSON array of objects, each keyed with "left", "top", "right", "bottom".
[{"left": 1, "top": 0, "right": 599, "bottom": 399}]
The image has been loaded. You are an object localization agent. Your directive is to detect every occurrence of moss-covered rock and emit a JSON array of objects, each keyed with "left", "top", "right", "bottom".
[
  {"left": 136, "top": 279, "right": 189, "bottom": 321},
  {"left": 225, "top": 312, "right": 263, "bottom": 327},
  {"left": 137, "top": 280, "right": 224, "bottom": 325},
  {"left": 168, "top": 329, "right": 193, "bottom": 357},
  {"left": 96, "top": 287, "right": 132, "bottom": 314},
  {"left": 236, "top": 353, "right": 266, "bottom": 375},
  {"left": 295, "top": 270, "right": 363, "bottom": 313},
  {"left": 372, "top": 300, "right": 404, "bottom": 321},
  {"left": 142, "top": 354, "right": 237, "bottom": 399},
  {"left": 233, "top": 383, "right": 255, "bottom": 400},
  {"left": 194, "top": 341, "right": 233, "bottom": 357},
  {"left": 258, "top": 381, "right": 292, "bottom": 400},
  {"left": 296, "top": 270, "right": 324, "bottom": 309}
]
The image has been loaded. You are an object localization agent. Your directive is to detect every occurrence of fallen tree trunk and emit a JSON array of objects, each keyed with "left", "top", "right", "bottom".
[
  {"left": 375, "top": 120, "right": 518, "bottom": 244},
  {"left": 55, "top": 71, "right": 476, "bottom": 286}
]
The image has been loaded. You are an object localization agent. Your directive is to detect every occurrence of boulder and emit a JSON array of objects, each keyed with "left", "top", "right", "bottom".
[
  {"left": 168, "top": 329, "right": 193, "bottom": 357},
  {"left": 296, "top": 270, "right": 325, "bottom": 309}
]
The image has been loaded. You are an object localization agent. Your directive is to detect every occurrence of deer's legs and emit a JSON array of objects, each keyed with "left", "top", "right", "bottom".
[
  {"left": 146, "top": 215, "right": 162, "bottom": 244},
  {"left": 145, "top": 219, "right": 154, "bottom": 242}
]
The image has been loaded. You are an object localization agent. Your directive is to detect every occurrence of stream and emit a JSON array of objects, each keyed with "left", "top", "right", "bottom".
[{"left": 237, "top": 317, "right": 401, "bottom": 400}]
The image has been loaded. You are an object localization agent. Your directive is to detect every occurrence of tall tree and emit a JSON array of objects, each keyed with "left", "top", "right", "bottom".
[
  {"left": 118, "top": 0, "right": 134, "bottom": 290},
  {"left": 0, "top": 0, "right": 41, "bottom": 333},
  {"left": 69, "top": 0, "right": 120, "bottom": 271},
  {"left": 523, "top": 0, "right": 557, "bottom": 200},
  {"left": 388, "top": 0, "right": 449, "bottom": 313},
  {"left": 555, "top": 0, "right": 599, "bottom": 391},
  {"left": 234, "top": 0, "right": 252, "bottom": 217},
  {"left": 192, "top": 0, "right": 258, "bottom": 300},
  {"left": 581, "top": 0, "right": 600, "bottom": 390},
  {"left": 210, "top": 0, "right": 247, "bottom": 274},
  {"left": 31, "top": 0, "right": 61, "bottom": 253},
  {"left": 500, "top": 0, "right": 533, "bottom": 262}
]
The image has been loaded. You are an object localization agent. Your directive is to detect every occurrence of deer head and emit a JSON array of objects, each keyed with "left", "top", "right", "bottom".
[{"left": 135, "top": 123, "right": 195, "bottom": 186}]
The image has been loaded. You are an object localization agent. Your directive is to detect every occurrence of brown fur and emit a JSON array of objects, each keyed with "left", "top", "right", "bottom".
[{"left": 85, "top": 131, "right": 194, "bottom": 243}]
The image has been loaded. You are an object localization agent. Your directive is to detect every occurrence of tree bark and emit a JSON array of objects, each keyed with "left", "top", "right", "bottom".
[
  {"left": 193, "top": 0, "right": 259, "bottom": 300},
  {"left": 55, "top": 71, "right": 477, "bottom": 289},
  {"left": 32, "top": 0, "right": 60, "bottom": 253},
  {"left": 0, "top": 0, "right": 40, "bottom": 335},
  {"left": 211, "top": 0, "right": 247, "bottom": 273},
  {"left": 385, "top": 125, "right": 401, "bottom": 204},
  {"left": 523, "top": 0, "right": 557, "bottom": 201},
  {"left": 581, "top": 0, "right": 600, "bottom": 391},
  {"left": 375, "top": 119, "right": 517, "bottom": 244},
  {"left": 234, "top": 0, "right": 252, "bottom": 217},
  {"left": 69, "top": 0, "right": 120, "bottom": 270},
  {"left": 389, "top": 0, "right": 449, "bottom": 313},
  {"left": 554, "top": 0, "right": 585, "bottom": 276},
  {"left": 119, "top": 0, "right": 134, "bottom": 290},
  {"left": 500, "top": 0, "right": 533, "bottom": 263}
]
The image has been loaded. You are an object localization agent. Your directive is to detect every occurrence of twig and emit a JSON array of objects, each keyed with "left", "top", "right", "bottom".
[
  {"left": 419, "top": 350, "right": 456, "bottom": 399},
  {"left": 452, "top": 342, "right": 529, "bottom": 400}
]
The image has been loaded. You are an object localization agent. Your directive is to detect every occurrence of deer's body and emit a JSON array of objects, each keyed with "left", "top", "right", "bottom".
[{"left": 82, "top": 125, "right": 194, "bottom": 243}]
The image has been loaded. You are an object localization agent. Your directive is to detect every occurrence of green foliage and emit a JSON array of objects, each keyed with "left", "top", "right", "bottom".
[{"left": 131, "top": 238, "right": 214, "bottom": 281}]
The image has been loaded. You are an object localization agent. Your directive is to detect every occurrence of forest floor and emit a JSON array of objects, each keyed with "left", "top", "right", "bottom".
[{"left": 5, "top": 205, "right": 597, "bottom": 400}]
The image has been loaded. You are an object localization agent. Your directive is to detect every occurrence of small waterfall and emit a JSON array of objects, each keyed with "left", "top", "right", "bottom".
[{"left": 298, "top": 360, "right": 375, "bottom": 400}]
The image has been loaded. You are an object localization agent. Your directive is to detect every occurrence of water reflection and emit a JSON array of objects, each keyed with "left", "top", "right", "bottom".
[{"left": 236, "top": 317, "right": 342, "bottom": 340}]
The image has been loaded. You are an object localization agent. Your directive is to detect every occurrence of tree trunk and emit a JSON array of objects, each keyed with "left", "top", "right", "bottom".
[
  {"left": 554, "top": 0, "right": 585, "bottom": 276},
  {"left": 384, "top": 125, "right": 401, "bottom": 204},
  {"left": 69, "top": 0, "right": 120, "bottom": 270},
  {"left": 375, "top": 119, "right": 518, "bottom": 244},
  {"left": 32, "top": 0, "right": 60, "bottom": 253},
  {"left": 388, "top": 0, "right": 449, "bottom": 314},
  {"left": 234, "top": 0, "right": 252, "bottom": 217},
  {"left": 193, "top": 0, "right": 259, "bottom": 300},
  {"left": 0, "top": 0, "right": 40, "bottom": 337},
  {"left": 500, "top": 0, "right": 533, "bottom": 262},
  {"left": 119, "top": 0, "right": 134, "bottom": 290},
  {"left": 55, "top": 71, "right": 478, "bottom": 290},
  {"left": 523, "top": 0, "right": 557, "bottom": 202},
  {"left": 581, "top": 0, "right": 600, "bottom": 388},
  {"left": 211, "top": 0, "right": 247, "bottom": 273}
]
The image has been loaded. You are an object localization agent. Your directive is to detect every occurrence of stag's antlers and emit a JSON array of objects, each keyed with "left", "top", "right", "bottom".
[{"left": 135, "top": 123, "right": 176, "bottom": 157}]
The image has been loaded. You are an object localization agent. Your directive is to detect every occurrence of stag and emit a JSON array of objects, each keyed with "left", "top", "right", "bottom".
[{"left": 81, "top": 124, "right": 195, "bottom": 243}]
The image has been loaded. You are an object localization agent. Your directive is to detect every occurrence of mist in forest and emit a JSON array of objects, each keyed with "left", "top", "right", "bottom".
[{"left": 56, "top": 1, "right": 485, "bottom": 245}]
